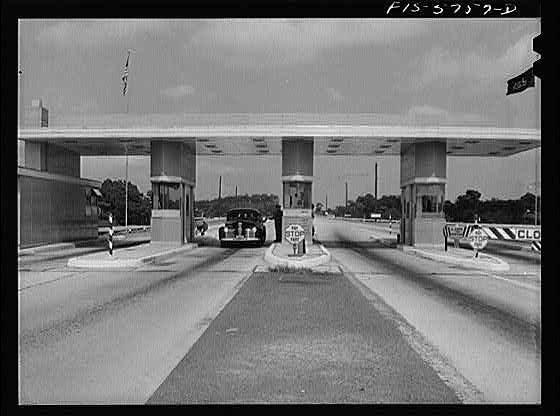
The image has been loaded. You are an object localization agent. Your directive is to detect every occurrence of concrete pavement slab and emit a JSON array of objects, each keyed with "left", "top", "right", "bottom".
[
  {"left": 401, "top": 246, "right": 509, "bottom": 272},
  {"left": 67, "top": 242, "right": 197, "bottom": 269}
]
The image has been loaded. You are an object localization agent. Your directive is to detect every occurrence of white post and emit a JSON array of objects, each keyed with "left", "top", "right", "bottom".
[{"left": 108, "top": 213, "right": 113, "bottom": 256}]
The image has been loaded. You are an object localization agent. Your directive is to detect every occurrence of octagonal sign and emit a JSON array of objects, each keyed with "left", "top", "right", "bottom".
[{"left": 285, "top": 224, "right": 305, "bottom": 245}]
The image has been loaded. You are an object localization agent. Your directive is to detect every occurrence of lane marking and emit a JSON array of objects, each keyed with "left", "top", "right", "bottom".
[{"left": 485, "top": 274, "right": 540, "bottom": 292}]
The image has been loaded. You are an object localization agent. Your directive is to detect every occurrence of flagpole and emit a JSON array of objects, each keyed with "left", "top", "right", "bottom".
[{"left": 123, "top": 49, "right": 134, "bottom": 230}]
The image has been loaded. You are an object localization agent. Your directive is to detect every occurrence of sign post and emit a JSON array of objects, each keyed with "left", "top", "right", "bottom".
[{"left": 285, "top": 224, "right": 305, "bottom": 256}]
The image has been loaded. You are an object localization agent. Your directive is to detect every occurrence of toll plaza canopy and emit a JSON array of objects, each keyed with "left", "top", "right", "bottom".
[
  {"left": 18, "top": 112, "right": 540, "bottom": 248},
  {"left": 18, "top": 113, "right": 540, "bottom": 157}
]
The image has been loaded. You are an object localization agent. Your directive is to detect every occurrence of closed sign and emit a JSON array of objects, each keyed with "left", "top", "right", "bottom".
[
  {"left": 285, "top": 224, "right": 305, "bottom": 244},
  {"left": 514, "top": 228, "right": 541, "bottom": 241}
]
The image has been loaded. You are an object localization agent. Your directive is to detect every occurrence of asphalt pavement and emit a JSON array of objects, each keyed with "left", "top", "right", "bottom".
[{"left": 148, "top": 269, "right": 459, "bottom": 404}]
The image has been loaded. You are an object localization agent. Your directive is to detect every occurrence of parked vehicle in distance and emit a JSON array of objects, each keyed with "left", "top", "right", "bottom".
[
  {"left": 218, "top": 208, "right": 267, "bottom": 247},
  {"left": 194, "top": 210, "right": 208, "bottom": 236}
]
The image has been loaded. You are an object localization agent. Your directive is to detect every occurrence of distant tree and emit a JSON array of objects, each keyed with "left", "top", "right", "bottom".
[
  {"left": 445, "top": 190, "right": 538, "bottom": 224},
  {"left": 195, "top": 193, "right": 279, "bottom": 218},
  {"left": 454, "top": 189, "right": 482, "bottom": 222},
  {"left": 100, "top": 179, "right": 151, "bottom": 226},
  {"left": 444, "top": 200, "right": 456, "bottom": 221}
]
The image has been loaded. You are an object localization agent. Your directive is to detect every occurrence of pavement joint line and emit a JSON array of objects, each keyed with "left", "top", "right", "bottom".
[
  {"left": 485, "top": 273, "right": 540, "bottom": 292},
  {"left": 18, "top": 272, "right": 78, "bottom": 291},
  {"left": 339, "top": 264, "right": 486, "bottom": 404}
]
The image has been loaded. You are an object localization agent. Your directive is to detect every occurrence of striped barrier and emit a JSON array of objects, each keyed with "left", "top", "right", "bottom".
[
  {"left": 444, "top": 223, "right": 541, "bottom": 253},
  {"left": 479, "top": 225, "right": 540, "bottom": 242}
]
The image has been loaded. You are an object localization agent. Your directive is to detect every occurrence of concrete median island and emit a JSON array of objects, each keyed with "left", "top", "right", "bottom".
[
  {"left": 400, "top": 245, "right": 509, "bottom": 272},
  {"left": 264, "top": 242, "right": 332, "bottom": 270},
  {"left": 67, "top": 242, "right": 197, "bottom": 269}
]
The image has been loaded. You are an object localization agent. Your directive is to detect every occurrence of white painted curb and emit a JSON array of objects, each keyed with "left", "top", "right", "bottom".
[
  {"left": 67, "top": 244, "right": 197, "bottom": 269},
  {"left": 264, "top": 243, "right": 332, "bottom": 269},
  {"left": 402, "top": 246, "right": 510, "bottom": 272}
]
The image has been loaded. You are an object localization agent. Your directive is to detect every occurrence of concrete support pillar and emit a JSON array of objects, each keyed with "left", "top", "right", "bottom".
[
  {"left": 150, "top": 140, "right": 196, "bottom": 244},
  {"left": 400, "top": 141, "right": 447, "bottom": 247},
  {"left": 281, "top": 138, "right": 314, "bottom": 247}
]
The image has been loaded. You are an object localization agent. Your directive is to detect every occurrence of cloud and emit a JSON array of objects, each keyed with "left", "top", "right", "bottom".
[
  {"left": 407, "top": 105, "right": 449, "bottom": 117},
  {"left": 325, "top": 87, "right": 344, "bottom": 102},
  {"left": 37, "top": 19, "right": 173, "bottom": 47},
  {"left": 406, "top": 105, "right": 487, "bottom": 124},
  {"left": 189, "top": 19, "right": 428, "bottom": 68},
  {"left": 160, "top": 84, "right": 196, "bottom": 98},
  {"left": 411, "top": 32, "right": 538, "bottom": 92}
]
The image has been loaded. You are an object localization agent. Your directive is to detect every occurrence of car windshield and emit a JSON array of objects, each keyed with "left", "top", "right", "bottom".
[{"left": 227, "top": 210, "right": 260, "bottom": 221}]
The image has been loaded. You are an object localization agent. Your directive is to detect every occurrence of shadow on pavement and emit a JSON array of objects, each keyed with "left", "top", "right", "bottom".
[{"left": 318, "top": 239, "right": 398, "bottom": 249}]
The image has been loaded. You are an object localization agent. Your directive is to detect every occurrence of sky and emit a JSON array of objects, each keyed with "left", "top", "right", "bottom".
[{"left": 18, "top": 19, "right": 541, "bottom": 207}]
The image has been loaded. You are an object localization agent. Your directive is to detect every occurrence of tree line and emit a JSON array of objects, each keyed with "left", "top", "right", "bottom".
[
  {"left": 443, "top": 190, "right": 540, "bottom": 224},
  {"left": 97, "top": 179, "right": 540, "bottom": 226},
  {"left": 98, "top": 179, "right": 152, "bottom": 226},
  {"left": 195, "top": 193, "right": 280, "bottom": 218},
  {"left": 318, "top": 193, "right": 401, "bottom": 220},
  {"left": 316, "top": 189, "right": 540, "bottom": 224}
]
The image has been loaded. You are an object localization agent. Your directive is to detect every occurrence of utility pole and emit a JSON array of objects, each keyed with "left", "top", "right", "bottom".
[
  {"left": 325, "top": 194, "right": 328, "bottom": 212},
  {"left": 345, "top": 182, "right": 348, "bottom": 212},
  {"left": 235, "top": 186, "right": 238, "bottom": 207},
  {"left": 219, "top": 176, "right": 222, "bottom": 200},
  {"left": 535, "top": 148, "right": 538, "bottom": 225},
  {"left": 374, "top": 162, "right": 378, "bottom": 199}
]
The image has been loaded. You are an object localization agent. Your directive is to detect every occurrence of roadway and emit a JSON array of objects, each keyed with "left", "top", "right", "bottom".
[
  {"left": 316, "top": 216, "right": 540, "bottom": 403},
  {"left": 18, "top": 217, "right": 540, "bottom": 404}
]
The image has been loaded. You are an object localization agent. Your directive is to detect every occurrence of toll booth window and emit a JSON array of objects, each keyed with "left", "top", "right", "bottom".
[
  {"left": 153, "top": 183, "right": 181, "bottom": 209},
  {"left": 283, "top": 182, "right": 311, "bottom": 209},
  {"left": 421, "top": 195, "right": 443, "bottom": 213}
]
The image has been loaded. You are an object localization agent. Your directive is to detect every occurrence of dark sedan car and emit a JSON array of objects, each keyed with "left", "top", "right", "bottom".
[{"left": 218, "top": 208, "right": 267, "bottom": 247}]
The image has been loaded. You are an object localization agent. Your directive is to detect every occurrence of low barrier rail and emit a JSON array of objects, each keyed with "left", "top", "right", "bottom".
[{"left": 443, "top": 222, "right": 541, "bottom": 252}]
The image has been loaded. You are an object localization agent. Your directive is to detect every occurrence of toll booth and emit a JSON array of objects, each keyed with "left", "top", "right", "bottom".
[
  {"left": 281, "top": 138, "right": 314, "bottom": 247},
  {"left": 150, "top": 140, "right": 196, "bottom": 244},
  {"left": 400, "top": 141, "right": 447, "bottom": 246}
]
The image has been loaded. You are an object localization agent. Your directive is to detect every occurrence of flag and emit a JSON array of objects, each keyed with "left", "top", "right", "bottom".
[
  {"left": 506, "top": 67, "right": 535, "bottom": 95},
  {"left": 122, "top": 52, "right": 130, "bottom": 96}
]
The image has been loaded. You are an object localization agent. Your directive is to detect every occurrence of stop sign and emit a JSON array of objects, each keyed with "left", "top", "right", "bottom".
[
  {"left": 468, "top": 228, "right": 488, "bottom": 250},
  {"left": 284, "top": 224, "right": 305, "bottom": 244}
]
